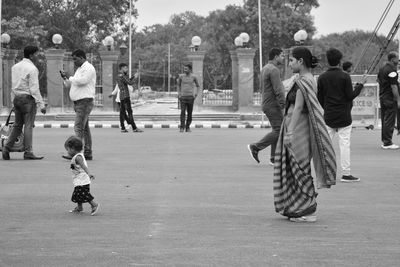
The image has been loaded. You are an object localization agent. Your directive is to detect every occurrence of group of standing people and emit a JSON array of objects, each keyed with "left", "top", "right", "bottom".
[
  {"left": 2, "top": 45, "right": 99, "bottom": 215},
  {"left": 3, "top": 43, "right": 398, "bottom": 221},
  {"left": 1, "top": 45, "right": 201, "bottom": 215},
  {"left": 247, "top": 46, "right": 399, "bottom": 222}
]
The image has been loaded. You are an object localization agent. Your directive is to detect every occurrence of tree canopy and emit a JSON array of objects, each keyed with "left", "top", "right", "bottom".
[
  {"left": 2, "top": 0, "right": 138, "bottom": 51},
  {"left": 2, "top": 0, "right": 396, "bottom": 90}
]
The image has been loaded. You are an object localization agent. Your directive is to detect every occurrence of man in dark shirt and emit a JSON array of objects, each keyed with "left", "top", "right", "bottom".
[
  {"left": 317, "top": 48, "right": 366, "bottom": 182},
  {"left": 247, "top": 48, "right": 285, "bottom": 165},
  {"left": 378, "top": 51, "right": 399, "bottom": 149},
  {"left": 116, "top": 63, "right": 143, "bottom": 133}
]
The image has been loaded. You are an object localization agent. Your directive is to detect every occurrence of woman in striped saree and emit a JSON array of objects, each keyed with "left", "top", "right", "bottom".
[{"left": 273, "top": 47, "right": 336, "bottom": 222}]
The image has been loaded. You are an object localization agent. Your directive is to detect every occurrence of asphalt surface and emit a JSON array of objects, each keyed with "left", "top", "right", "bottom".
[{"left": 0, "top": 128, "right": 399, "bottom": 267}]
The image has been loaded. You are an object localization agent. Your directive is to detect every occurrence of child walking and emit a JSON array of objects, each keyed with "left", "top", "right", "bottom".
[{"left": 65, "top": 136, "right": 99, "bottom": 215}]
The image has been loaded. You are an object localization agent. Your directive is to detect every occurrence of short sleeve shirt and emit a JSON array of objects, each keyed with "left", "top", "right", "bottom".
[{"left": 378, "top": 63, "right": 399, "bottom": 102}]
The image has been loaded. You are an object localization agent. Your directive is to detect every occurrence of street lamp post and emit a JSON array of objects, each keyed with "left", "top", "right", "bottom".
[
  {"left": 234, "top": 36, "right": 243, "bottom": 47},
  {"left": 190, "top": 36, "right": 201, "bottom": 52},
  {"left": 293, "top": 30, "right": 308, "bottom": 45},
  {"left": 104, "top": 36, "right": 114, "bottom": 51},
  {"left": 283, "top": 30, "right": 309, "bottom": 79},
  {"left": 239, "top": 32, "right": 250, "bottom": 48},
  {"left": 234, "top": 33, "right": 250, "bottom": 49},
  {"left": 162, "top": 59, "right": 166, "bottom": 91},
  {"left": 119, "top": 42, "right": 127, "bottom": 56},
  {"left": 1, "top": 33, "right": 10, "bottom": 48},
  {"left": 232, "top": 32, "right": 255, "bottom": 110},
  {"left": 52, "top": 34, "right": 63, "bottom": 49}
]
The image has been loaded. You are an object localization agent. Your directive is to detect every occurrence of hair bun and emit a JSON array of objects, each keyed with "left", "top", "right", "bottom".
[{"left": 311, "top": 56, "right": 319, "bottom": 69}]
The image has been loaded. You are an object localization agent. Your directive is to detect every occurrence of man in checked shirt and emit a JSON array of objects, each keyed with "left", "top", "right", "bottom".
[{"left": 116, "top": 63, "right": 143, "bottom": 133}]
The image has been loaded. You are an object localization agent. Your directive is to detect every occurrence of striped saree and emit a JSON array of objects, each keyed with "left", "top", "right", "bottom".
[{"left": 273, "top": 74, "right": 336, "bottom": 218}]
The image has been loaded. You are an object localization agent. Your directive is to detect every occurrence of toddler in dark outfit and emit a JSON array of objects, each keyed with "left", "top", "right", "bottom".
[{"left": 65, "top": 136, "right": 99, "bottom": 215}]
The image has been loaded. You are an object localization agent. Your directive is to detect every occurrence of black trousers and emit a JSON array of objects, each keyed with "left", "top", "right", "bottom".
[
  {"left": 117, "top": 103, "right": 128, "bottom": 129},
  {"left": 120, "top": 98, "right": 137, "bottom": 130},
  {"left": 180, "top": 97, "right": 194, "bottom": 129},
  {"left": 380, "top": 100, "right": 396, "bottom": 146},
  {"left": 397, "top": 107, "right": 400, "bottom": 131}
]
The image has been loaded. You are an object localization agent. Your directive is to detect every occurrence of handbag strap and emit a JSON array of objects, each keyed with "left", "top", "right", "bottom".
[{"left": 5, "top": 108, "right": 14, "bottom": 126}]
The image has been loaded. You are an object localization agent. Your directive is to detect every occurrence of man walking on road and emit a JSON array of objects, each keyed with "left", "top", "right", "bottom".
[
  {"left": 247, "top": 48, "right": 285, "bottom": 165},
  {"left": 60, "top": 49, "right": 96, "bottom": 160},
  {"left": 2, "top": 46, "right": 46, "bottom": 160},
  {"left": 177, "top": 64, "right": 200, "bottom": 132},
  {"left": 317, "top": 48, "right": 366, "bottom": 183},
  {"left": 377, "top": 51, "right": 400, "bottom": 149}
]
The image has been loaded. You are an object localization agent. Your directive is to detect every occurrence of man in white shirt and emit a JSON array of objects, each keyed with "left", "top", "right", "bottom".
[
  {"left": 60, "top": 49, "right": 96, "bottom": 160},
  {"left": 2, "top": 46, "right": 46, "bottom": 160}
]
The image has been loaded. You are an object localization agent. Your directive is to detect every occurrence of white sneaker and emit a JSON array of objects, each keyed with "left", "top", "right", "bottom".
[{"left": 381, "top": 144, "right": 399, "bottom": 150}]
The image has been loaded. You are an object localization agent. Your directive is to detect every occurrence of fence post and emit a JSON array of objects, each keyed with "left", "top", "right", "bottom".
[
  {"left": 2, "top": 49, "right": 18, "bottom": 110},
  {"left": 236, "top": 48, "right": 256, "bottom": 111},
  {"left": 45, "top": 48, "right": 66, "bottom": 111},
  {"left": 99, "top": 50, "right": 119, "bottom": 111},
  {"left": 0, "top": 49, "right": 3, "bottom": 110},
  {"left": 230, "top": 50, "right": 239, "bottom": 111},
  {"left": 187, "top": 50, "right": 205, "bottom": 107}
]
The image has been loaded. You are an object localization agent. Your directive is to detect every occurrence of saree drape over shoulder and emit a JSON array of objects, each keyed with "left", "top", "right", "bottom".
[{"left": 273, "top": 75, "right": 336, "bottom": 218}]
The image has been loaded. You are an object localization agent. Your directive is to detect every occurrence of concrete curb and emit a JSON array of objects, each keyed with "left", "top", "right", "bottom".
[
  {"left": 31, "top": 122, "right": 272, "bottom": 129},
  {"left": 0, "top": 121, "right": 378, "bottom": 129}
]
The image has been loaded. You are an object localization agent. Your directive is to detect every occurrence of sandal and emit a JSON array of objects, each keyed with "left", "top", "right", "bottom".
[{"left": 69, "top": 207, "right": 83, "bottom": 213}]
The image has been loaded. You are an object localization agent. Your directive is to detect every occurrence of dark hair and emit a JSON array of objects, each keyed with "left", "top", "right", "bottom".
[
  {"left": 64, "top": 136, "right": 83, "bottom": 152},
  {"left": 326, "top": 48, "right": 343, "bottom": 66},
  {"left": 184, "top": 64, "right": 192, "bottom": 71},
  {"left": 268, "top": 48, "right": 283, "bottom": 60},
  {"left": 342, "top": 61, "right": 353, "bottom": 72},
  {"left": 71, "top": 49, "right": 86, "bottom": 59},
  {"left": 24, "top": 46, "right": 39, "bottom": 59},
  {"left": 388, "top": 51, "right": 398, "bottom": 61},
  {"left": 292, "top": 47, "right": 318, "bottom": 69},
  {"left": 119, "top": 63, "right": 128, "bottom": 69}
]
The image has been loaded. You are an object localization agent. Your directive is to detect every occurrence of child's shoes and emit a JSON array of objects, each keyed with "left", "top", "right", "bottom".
[
  {"left": 69, "top": 206, "right": 83, "bottom": 213},
  {"left": 91, "top": 204, "right": 99, "bottom": 216}
]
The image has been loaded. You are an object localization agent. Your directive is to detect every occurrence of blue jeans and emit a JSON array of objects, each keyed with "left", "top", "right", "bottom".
[
  {"left": 252, "top": 105, "right": 284, "bottom": 160},
  {"left": 5, "top": 95, "right": 37, "bottom": 153},
  {"left": 73, "top": 98, "right": 94, "bottom": 156}
]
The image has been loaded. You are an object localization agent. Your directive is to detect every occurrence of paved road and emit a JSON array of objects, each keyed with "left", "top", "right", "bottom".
[{"left": 0, "top": 128, "right": 399, "bottom": 266}]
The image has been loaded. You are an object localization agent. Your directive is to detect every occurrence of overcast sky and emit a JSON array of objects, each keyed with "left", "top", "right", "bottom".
[{"left": 135, "top": 0, "right": 400, "bottom": 38}]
